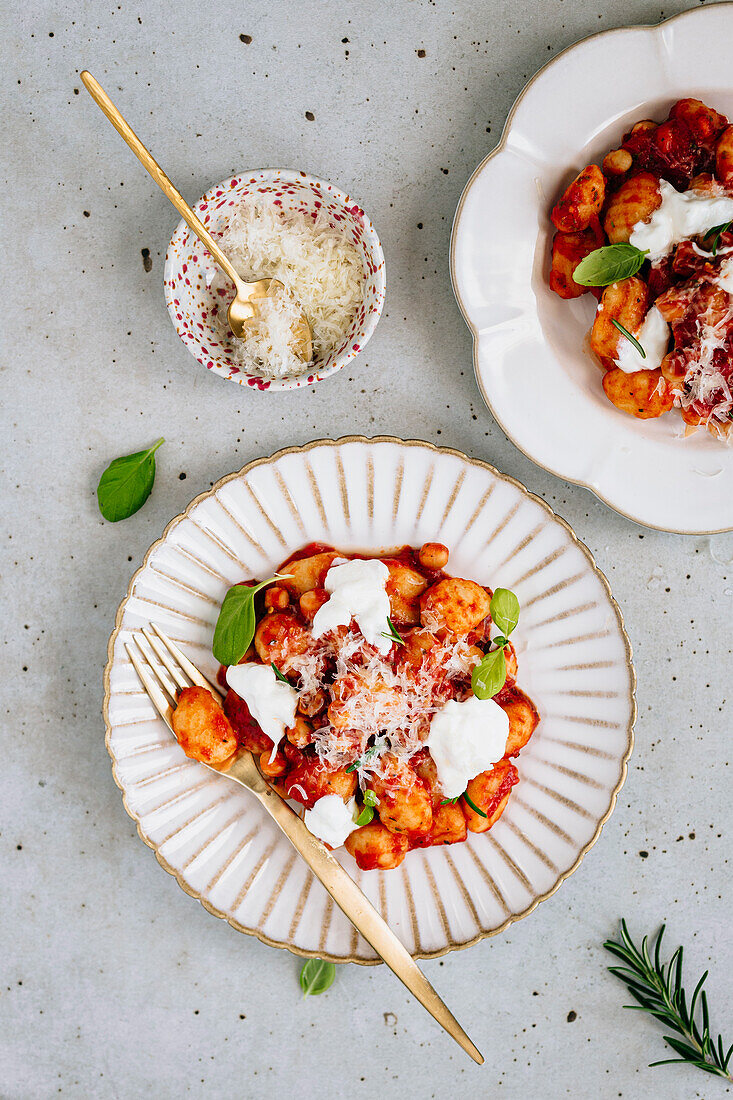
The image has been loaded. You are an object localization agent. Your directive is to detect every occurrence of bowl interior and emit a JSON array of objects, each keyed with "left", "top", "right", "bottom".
[
  {"left": 451, "top": 8, "right": 733, "bottom": 531},
  {"left": 534, "top": 91, "right": 733, "bottom": 457},
  {"left": 164, "top": 170, "right": 386, "bottom": 391}
]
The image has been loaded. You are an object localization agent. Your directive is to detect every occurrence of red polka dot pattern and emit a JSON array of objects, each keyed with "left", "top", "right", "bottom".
[{"left": 163, "top": 169, "right": 386, "bottom": 391}]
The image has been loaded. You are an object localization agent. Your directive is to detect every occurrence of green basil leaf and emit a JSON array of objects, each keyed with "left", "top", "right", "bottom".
[
  {"left": 490, "top": 588, "right": 520, "bottom": 637},
  {"left": 492, "top": 635, "right": 510, "bottom": 649},
  {"left": 299, "top": 958, "right": 336, "bottom": 997},
  {"left": 363, "top": 788, "right": 378, "bottom": 808},
  {"left": 471, "top": 647, "right": 507, "bottom": 700},
  {"left": 212, "top": 574, "right": 291, "bottom": 666},
  {"left": 97, "top": 438, "right": 164, "bottom": 522},
  {"left": 355, "top": 805, "right": 374, "bottom": 826},
  {"left": 573, "top": 244, "right": 648, "bottom": 287}
]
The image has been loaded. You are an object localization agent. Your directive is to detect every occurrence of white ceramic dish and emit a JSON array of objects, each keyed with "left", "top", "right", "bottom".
[
  {"left": 104, "top": 437, "right": 635, "bottom": 963},
  {"left": 164, "top": 169, "right": 386, "bottom": 391},
  {"left": 451, "top": 4, "right": 733, "bottom": 534}
]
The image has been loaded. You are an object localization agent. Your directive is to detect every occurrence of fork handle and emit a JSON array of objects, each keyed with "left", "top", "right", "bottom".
[
  {"left": 80, "top": 71, "right": 243, "bottom": 289},
  {"left": 241, "top": 768, "right": 483, "bottom": 1064}
]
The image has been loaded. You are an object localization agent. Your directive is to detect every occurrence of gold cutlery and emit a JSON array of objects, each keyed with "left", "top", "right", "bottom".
[
  {"left": 79, "top": 71, "right": 312, "bottom": 360},
  {"left": 124, "top": 622, "right": 483, "bottom": 1065}
]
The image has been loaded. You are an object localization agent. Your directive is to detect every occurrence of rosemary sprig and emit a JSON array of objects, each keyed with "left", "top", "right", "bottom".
[
  {"left": 345, "top": 746, "right": 379, "bottom": 774},
  {"left": 703, "top": 220, "right": 732, "bottom": 257},
  {"left": 604, "top": 920, "right": 732, "bottom": 1082},
  {"left": 439, "top": 791, "right": 487, "bottom": 817},
  {"left": 611, "top": 318, "right": 646, "bottom": 359},
  {"left": 381, "top": 616, "right": 406, "bottom": 647}
]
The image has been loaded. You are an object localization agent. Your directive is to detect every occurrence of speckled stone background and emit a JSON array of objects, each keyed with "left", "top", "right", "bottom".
[{"left": 2, "top": 2, "right": 732, "bottom": 1098}]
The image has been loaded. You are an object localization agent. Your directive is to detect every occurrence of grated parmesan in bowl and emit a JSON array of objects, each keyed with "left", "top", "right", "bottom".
[
  {"left": 164, "top": 169, "right": 386, "bottom": 391},
  {"left": 211, "top": 203, "right": 363, "bottom": 378}
]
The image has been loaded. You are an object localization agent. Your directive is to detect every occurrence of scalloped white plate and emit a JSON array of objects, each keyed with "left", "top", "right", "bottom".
[
  {"left": 451, "top": 5, "right": 733, "bottom": 534},
  {"left": 104, "top": 438, "right": 635, "bottom": 963}
]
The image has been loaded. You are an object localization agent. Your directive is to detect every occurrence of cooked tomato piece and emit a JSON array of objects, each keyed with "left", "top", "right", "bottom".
[
  {"left": 224, "top": 689, "right": 273, "bottom": 754},
  {"left": 669, "top": 99, "right": 728, "bottom": 152},
  {"left": 283, "top": 748, "right": 357, "bottom": 809},
  {"left": 623, "top": 117, "right": 704, "bottom": 188}
]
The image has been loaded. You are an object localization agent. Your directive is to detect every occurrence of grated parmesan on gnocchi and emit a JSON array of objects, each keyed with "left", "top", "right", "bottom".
[
  {"left": 171, "top": 542, "right": 540, "bottom": 872},
  {"left": 210, "top": 202, "right": 363, "bottom": 378}
]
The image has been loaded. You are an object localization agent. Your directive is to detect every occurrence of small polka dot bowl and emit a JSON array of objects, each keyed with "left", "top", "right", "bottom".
[{"left": 163, "top": 169, "right": 386, "bottom": 392}]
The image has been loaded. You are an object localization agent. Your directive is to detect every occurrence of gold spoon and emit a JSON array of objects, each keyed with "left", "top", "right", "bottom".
[{"left": 80, "top": 71, "right": 313, "bottom": 361}]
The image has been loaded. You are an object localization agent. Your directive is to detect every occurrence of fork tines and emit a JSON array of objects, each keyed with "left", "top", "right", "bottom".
[{"left": 125, "top": 623, "right": 222, "bottom": 731}]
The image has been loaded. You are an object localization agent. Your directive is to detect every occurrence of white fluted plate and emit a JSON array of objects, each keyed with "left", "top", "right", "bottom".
[{"left": 104, "top": 437, "right": 635, "bottom": 963}]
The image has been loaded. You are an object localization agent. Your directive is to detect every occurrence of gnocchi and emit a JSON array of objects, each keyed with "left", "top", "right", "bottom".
[
  {"left": 551, "top": 164, "right": 605, "bottom": 232},
  {"left": 602, "top": 368, "right": 674, "bottom": 419},
  {"left": 174, "top": 542, "right": 540, "bottom": 871},
  {"left": 602, "top": 172, "right": 660, "bottom": 243},
  {"left": 172, "top": 686, "right": 237, "bottom": 766},
  {"left": 383, "top": 559, "right": 428, "bottom": 626},
  {"left": 590, "top": 276, "right": 649, "bottom": 367},
  {"left": 549, "top": 220, "right": 604, "bottom": 299},
  {"left": 420, "top": 577, "right": 491, "bottom": 634},
  {"left": 498, "top": 687, "right": 540, "bottom": 757},
  {"left": 345, "top": 821, "right": 409, "bottom": 870},
  {"left": 548, "top": 97, "right": 733, "bottom": 437},
  {"left": 367, "top": 755, "right": 433, "bottom": 836},
  {"left": 462, "top": 760, "right": 519, "bottom": 833},
  {"left": 280, "top": 551, "right": 338, "bottom": 596}
]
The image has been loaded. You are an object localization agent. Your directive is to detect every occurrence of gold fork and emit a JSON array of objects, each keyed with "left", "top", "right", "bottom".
[
  {"left": 124, "top": 623, "right": 484, "bottom": 1065},
  {"left": 80, "top": 71, "right": 312, "bottom": 361}
]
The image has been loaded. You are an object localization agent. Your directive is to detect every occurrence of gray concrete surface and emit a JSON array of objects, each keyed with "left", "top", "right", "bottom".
[{"left": 2, "top": 1, "right": 732, "bottom": 1097}]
